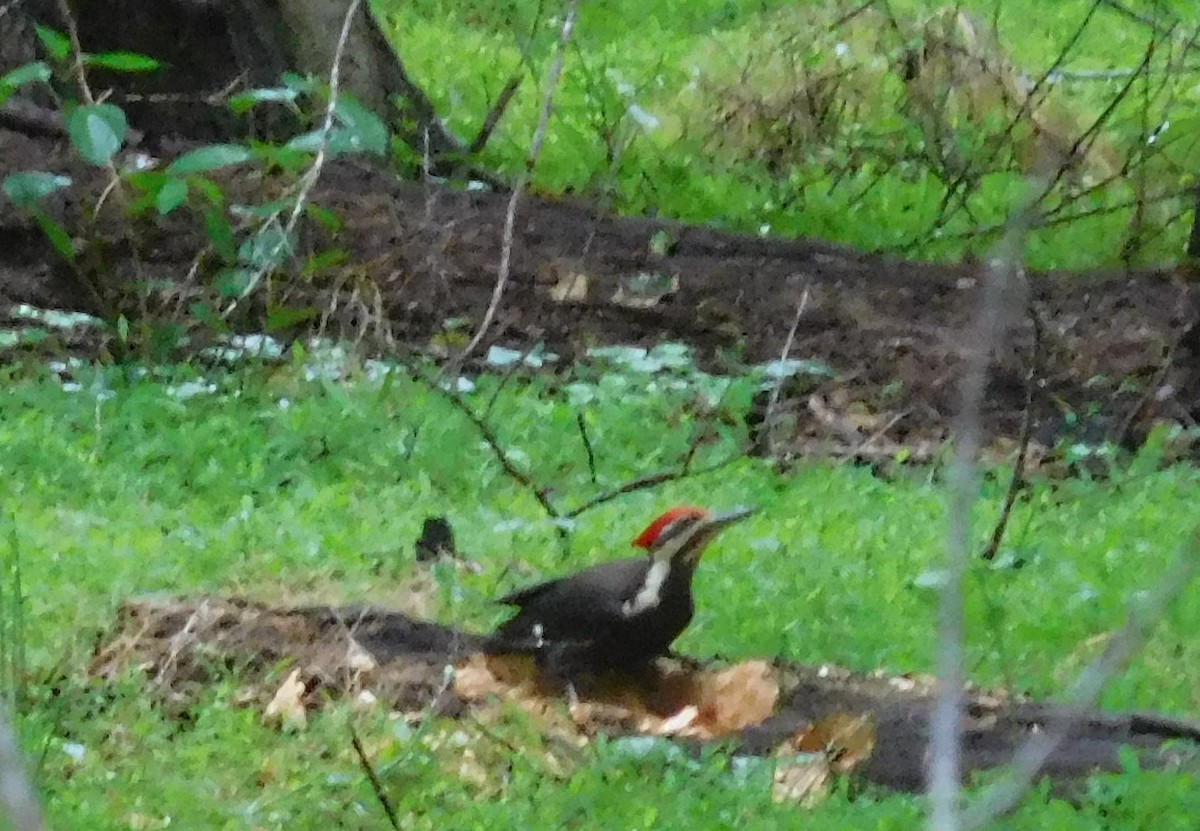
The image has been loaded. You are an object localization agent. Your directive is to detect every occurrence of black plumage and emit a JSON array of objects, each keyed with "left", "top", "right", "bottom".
[{"left": 486, "top": 506, "right": 753, "bottom": 677}]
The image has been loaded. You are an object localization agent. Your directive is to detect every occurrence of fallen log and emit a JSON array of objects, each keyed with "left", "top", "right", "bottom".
[{"left": 89, "top": 595, "right": 1200, "bottom": 795}]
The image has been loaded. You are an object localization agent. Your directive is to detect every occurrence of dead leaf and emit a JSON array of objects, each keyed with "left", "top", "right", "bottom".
[
  {"left": 694, "top": 659, "right": 780, "bottom": 735},
  {"left": 772, "top": 755, "right": 832, "bottom": 806},
  {"left": 652, "top": 705, "right": 700, "bottom": 735},
  {"left": 264, "top": 669, "right": 307, "bottom": 730},
  {"left": 346, "top": 637, "right": 378, "bottom": 673},
  {"left": 845, "top": 401, "right": 881, "bottom": 431},
  {"left": 454, "top": 653, "right": 540, "bottom": 700},
  {"left": 610, "top": 272, "right": 679, "bottom": 308},
  {"left": 791, "top": 713, "right": 876, "bottom": 774},
  {"left": 549, "top": 270, "right": 589, "bottom": 303}
]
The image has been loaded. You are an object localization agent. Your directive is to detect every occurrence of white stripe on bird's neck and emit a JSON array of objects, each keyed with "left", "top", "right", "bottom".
[
  {"left": 622, "top": 557, "right": 671, "bottom": 616},
  {"left": 621, "top": 526, "right": 703, "bottom": 617}
]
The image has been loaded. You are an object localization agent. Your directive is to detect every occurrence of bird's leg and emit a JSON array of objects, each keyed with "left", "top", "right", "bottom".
[{"left": 534, "top": 641, "right": 600, "bottom": 700}]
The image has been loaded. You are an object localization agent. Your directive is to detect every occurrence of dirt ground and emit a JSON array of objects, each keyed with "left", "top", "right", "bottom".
[{"left": 2, "top": 127, "right": 1199, "bottom": 461}]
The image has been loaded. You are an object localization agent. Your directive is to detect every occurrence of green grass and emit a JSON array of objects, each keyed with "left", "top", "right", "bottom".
[
  {"left": 374, "top": 0, "right": 1198, "bottom": 270},
  {"left": 3, "top": 361, "right": 1198, "bottom": 828}
]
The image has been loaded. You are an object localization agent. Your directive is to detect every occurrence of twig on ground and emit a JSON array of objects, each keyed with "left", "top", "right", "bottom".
[
  {"left": 764, "top": 283, "right": 812, "bottom": 457},
  {"left": 962, "top": 529, "right": 1200, "bottom": 829},
  {"left": 349, "top": 725, "right": 401, "bottom": 831},
  {"left": 830, "top": 0, "right": 877, "bottom": 30},
  {"left": 850, "top": 410, "right": 910, "bottom": 457},
  {"left": 929, "top": 198, "right": 1031, "bottom": 831},
  {"left": 980, "top": 307, "right": 1043, "bottom": 562},
  {"left": 1112, "top": 344, "right": 1174, "bottom": 449},
  {"left": 468, "top": 70, "right": 525, "bottom": 155},
  {"left": 564, "top": 454, "right": 743, "bottom": 520},
  {"left": 483, "top": 341, "right": 542, "bottom": 419},
  {"left": 575, "top": 412, "right": 598, "bottom": 484},
  {"left": 456, "top": 0, "right": 581, "bottom": 367},
  {"left": 1098, "top": 0, "right": 1179, "bottom": 38},
  {"left": 431, "top": 382, "right": 566, "bottom": 546},
  {"left": 223, "top": 0, "right": 364, "bottom": 316},
  {"left": 566, "top": 374, "right": 745, "bottom": 519}
]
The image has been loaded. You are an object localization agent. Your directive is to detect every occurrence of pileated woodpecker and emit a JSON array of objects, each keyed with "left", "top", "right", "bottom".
[{"left": 487, "top": 505, "right": 754, "bottom": 675}]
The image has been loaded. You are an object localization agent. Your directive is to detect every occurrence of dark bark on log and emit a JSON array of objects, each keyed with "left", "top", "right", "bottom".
[{"left": 90, "top": 596, "right": 1200, "bottom": 794}]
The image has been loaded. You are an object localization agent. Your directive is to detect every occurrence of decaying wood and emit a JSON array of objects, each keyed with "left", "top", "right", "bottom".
[{"left": 90, "top": 596, "right": 1200, "bottom": 794}]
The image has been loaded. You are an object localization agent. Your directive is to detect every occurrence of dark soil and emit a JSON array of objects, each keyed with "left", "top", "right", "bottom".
[{"left": 2, "top": 127, "right": 1200, "bottom": 460}]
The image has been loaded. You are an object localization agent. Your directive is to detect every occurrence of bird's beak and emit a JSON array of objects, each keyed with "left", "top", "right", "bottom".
[
  {"left": 703, "top": 506, "right": 756, "bottom": 533},
  {"left": 677, "top": 506, "right": 754, "bottom": 564}
]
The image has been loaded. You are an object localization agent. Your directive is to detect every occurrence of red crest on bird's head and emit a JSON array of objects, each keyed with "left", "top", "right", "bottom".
[{"left": 632, "top": 506, "right": 709, "bottom": 549}]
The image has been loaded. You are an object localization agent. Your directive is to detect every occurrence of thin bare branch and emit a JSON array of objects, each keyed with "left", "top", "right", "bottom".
[
  {"left": 430, "top": 381, "right": 565, "bottom": 541},
  {"left": 922, "top": 0, "right": 1105, "bottom": 241},
  {"left": 929, "top": 196, "right": 1031, "bottom": 831},
  {"left": 1032, "top": 33, "right": 1161, "bottom": 212},
  {"left": 575, "top": 411, "right": 598, "bottom": 484},
  {"left": 1098, "top": 0, "right": 1178, "bottom": 38},
  {"left": 224, "top": 0, "right": 364, "bottom": 316},
  {"left": 1112, "top": 344, "right": 1173, "bottom": 449},
  {"left": 564, "top": 454, "right": 743, "bottom": 520},
  {"left": 457, "top": 0, "right": 581, "bottom": 365},
  {"left": 468, "top": 69, "right": 525, "bottom": 155},
  {"left": 764, "top": 282, "right": 812, "bottom": 457},
  {"left": 53, "top": 0, "right": 95, "bottom": 106},
  {"left": 0, "top": 708, "right": 46, "bottom": 831},
  {"left": 349, "top": 725, "right": 401, "bottom": 831},
  {"left": 980, "top": 307, "right": 1042, "bottom": 562}
]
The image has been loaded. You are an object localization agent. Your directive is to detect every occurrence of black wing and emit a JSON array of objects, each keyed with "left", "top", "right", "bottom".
[{"left": 491, "top": 557, "right": 650, "bottom": 642}]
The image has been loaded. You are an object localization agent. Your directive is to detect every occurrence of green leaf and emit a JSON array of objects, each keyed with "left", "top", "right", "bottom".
[
  {"left": 238, "top": 224, "right": 292, "bottom": 270},
  {"left": 228, "top": 86, "right": 300, "bottom": 114},
  {"left": 266, "top": 305, "right": 319, "bottom": 331},
  {"left": 124, "top": 171, "right": 168, "bottom": 214},
  {"left": 285, "top": 128, "right": 359, "bottom": 157},
  {"left": 305, "top": 204, "right": 342, "bottom": 233},
  {"left": 155, "top": 178, "right": 189, "bottom": 215},
  {"left": 189, "top": 176, "right": 225, "bottom": 206},
  {"left": 281, "top": 72, "right": 315, "bottom": 93},
  {"left": 115, "top": 315, "right": 130, "bottom": 343},
  {"left": 301, "top": 248, "right": 348, "bottom": 277},
  {"left": 0, "top": 62, "right": 52, "bottom": 106},
  {"left": 35, "top": 26, "right": 71, "bottom": 62},
  {"left": 33, "top": 210, "right": 76, "bottom": 264},
  {"left": 250, "top": 143, "right": 310, "bottom": 175},
  {"left": 333, "top": 96, "right": 388, "bottom": 156},
  {"left": 2, "top": 171, "right": 72, "bottom": 207},
  {"left": 67, "top": 104, "right": 128, "bottom": 166},
  {"left": 188, "top": 302, "right": 231, "bottom": 335},
  {"left": 202, "top": 207, "right": 236, "bottom": 263},
  {"left": 166, "top": 144, "right": 254, "bottom": 175},
  {"left": 213, "top": 267, "right": 255, "bottom": 297},
  {"left": 84, "top": 51, "right": 161, "bottom": 73}
]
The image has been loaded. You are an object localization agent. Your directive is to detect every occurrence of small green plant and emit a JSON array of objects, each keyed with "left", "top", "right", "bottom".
[{"left": 2, "top": 27, "right": 391, "bottom": 361}]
